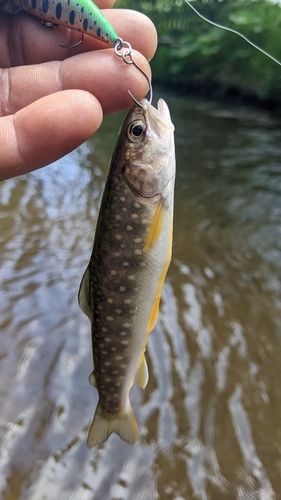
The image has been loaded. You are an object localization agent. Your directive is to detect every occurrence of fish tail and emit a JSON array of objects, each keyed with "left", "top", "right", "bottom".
[{"left": 87, "top": 402, "right": 138, "bottom": 447}]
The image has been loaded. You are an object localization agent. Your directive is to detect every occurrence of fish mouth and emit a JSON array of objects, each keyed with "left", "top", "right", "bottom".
[{"left": 139, "top": 98, "right": 175, "bottom": 132}]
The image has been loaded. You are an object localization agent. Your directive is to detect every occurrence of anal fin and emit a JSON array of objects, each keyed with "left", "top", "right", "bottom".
[{"left": 133, "top": 354, "right": 149, "bottom": 389}]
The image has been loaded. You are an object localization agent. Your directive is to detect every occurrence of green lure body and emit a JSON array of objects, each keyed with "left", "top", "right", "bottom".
[{"left": 1, "top": 0, "right": 119, "bottom": 45}]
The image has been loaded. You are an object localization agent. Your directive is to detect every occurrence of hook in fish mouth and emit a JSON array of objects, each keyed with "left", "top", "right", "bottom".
[{"left": 114, "top": 38, "right": 153, "bottom": 108}]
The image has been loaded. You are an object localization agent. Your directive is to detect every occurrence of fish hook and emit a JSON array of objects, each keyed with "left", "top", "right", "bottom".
[
  {"left": 41, "top": 20, "right": 84, "bottom": 48},
  {"left": 60, "top": 33, "right": 85, "bottom": 49},
  {"left": 114, "top": 38, "right": 153, "bottom": 107}
]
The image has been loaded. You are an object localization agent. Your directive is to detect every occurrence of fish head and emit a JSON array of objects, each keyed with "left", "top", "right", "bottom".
[{"left": 114, "top": 98, "right": 175, "bottom": 200}]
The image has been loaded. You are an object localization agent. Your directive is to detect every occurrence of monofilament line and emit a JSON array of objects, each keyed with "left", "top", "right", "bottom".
[{"left": 184, "top": 0, "right": 281, "bottom": 67}]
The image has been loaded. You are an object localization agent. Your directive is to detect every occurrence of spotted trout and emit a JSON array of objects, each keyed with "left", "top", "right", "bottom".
[{"left": 79, "top": 98, "right": 175, "bottom": 447}]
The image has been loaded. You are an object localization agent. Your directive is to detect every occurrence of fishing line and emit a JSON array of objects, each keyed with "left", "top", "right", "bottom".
[{"left": 183, "top": 0, "right": 281, "bottom": 67}]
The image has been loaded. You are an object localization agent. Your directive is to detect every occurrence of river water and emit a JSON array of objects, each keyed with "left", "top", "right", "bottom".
[{"left": 0, "top": 89, "right": 281, "bottom": 499}]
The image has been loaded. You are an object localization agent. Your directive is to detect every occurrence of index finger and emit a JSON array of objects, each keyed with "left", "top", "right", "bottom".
[
  {"left": 1, "top": 9, "right": 157, "bottom": 67},
  {"left": 93, "top": 0, "right": 116, "bottom": 7}
]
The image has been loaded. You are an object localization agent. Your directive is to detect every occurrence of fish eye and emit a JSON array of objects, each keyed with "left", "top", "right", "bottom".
[
  {"left": 127, "top": 120, "right": 146, "bottom": 142},
  {"left": 132, "top": 125, "right": 143, "bottom": 136}
]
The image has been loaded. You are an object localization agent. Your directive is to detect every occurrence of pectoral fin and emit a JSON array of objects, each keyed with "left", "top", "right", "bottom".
[
  {"left": 147, "top": 247, "right": 173, "bottom": 334},
  {"left": 143, "top": 199, "right": 166, "bottom": 253},
  {"left": 147, "top": 296, "right": 161, "bottom": 333}
]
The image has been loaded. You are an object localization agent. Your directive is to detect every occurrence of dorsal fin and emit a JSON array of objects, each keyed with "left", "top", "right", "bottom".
[{"left": 78, "top": 267, "right": 93, "bottom": 321}]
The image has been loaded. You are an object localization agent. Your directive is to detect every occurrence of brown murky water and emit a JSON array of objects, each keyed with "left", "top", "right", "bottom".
[{"left": 1, "top": 89, "right": 281, "bottom": 499}]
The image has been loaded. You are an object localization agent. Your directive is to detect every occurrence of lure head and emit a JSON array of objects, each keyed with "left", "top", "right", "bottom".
[{"left": 112, "top": 99, "right": 175, "bottom": 201}]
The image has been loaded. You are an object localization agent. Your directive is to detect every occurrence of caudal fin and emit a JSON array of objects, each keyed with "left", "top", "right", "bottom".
[{"left": 87, "top": 402, "right": 139, "bottom": 448}]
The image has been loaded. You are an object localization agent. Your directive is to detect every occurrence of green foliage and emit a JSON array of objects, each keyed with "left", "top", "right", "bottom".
[{"left": 116, "top": 0, "right": 281, "bottom": 101}]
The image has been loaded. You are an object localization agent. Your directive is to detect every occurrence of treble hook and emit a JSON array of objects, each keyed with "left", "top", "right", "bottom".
[{"left": 114, "top": 38, "right": 153, "bottom": 107}]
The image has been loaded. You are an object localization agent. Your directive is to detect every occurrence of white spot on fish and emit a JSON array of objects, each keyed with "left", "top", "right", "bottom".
[
  {"left": 115, "top": 309, "right": 122, "bottom": 314},
  {"left": 115, "top": 234, "right": 122, "bottom": 240},
  {"left": 123, "top": 322, "right": 131, "bottom": 328},
  {"left": 124, "top": 299, "right": 132, "bottom": 304},
  {"left": 105, "top": 337, "right": 111, "bottom": 342},
  {"left": 98, "top": 305, "right": 103, "bottom": 310},
  {"left": 105, "top": 361, "right": 111, "bottom": 366},
  {"left": 120, "top": 196, "right": 126, "bottom": 202},
  {"left": 134, "top": 202, "right": 141, "bottom": 208},
  {"left": 105, "top": 377, "right": 111, "bottom": 382},
  {"left": 111, "top": 347, "right": 116, "bottom": 351},
  {"left": 119, "top": 286, "right": 126, "bottom": 292},
  {"left": 121, "top": 340, "right": 129, "bottom": 345},
  {"left": 101, "top": 350, "right": 108, "bottom": 355},
  {"left": 122, "top": 207, "right": 128, "bottom": 212},
  {"left": 115, "top": 214, "right": 122, "bottom": 220},
  {"left": 128, "top": 275, "right": 135, "bottom": 281},
  {"left": 123, "top": 261, "right": 129, "bottom": 267},
  {"left": 131, "top": 213, "right": 138, "bottom": 219},
  {"left": 120, "top": 331, "right": 127, "bottom": 336},
  {"left": 127, "top": 225, "right": 133, "bottom": 231},
  {"left": 134, "top": 238, "right": 142, "bottom": 243},
  {"left": 142, "top": 219, "right": 148, "bottom": 224},
  {"left": 116, "top": 355, "right": 123, "bottom": 361},
  {"left": 107, "top": 298, "right": 113, "bottom": 304},
  {"left": 106, "top": 316, "right": 114, "bottom": 321},
  {"left": 112, "top": 370, "right": 119, "bottom": 375},
  {"left": 101, "top": 327, "right": 108, "bottom": 332},
  {"left": 110, "top": 270, "right": 117, "bottom": 276},
  {"left": 134, "top": 249, "right": 142, "bottom": 255}
]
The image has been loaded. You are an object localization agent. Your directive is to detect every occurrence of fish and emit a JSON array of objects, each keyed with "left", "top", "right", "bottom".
[
  {"left": 78, "top": 98, "right": 176, "bottom": 447},
  {"left": 0, "top": 0, "right": 118, "bottom": 45}
]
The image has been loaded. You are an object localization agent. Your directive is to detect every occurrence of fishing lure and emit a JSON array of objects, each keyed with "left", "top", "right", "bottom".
[{"left": 1, "top": 0, "right": 119, "bottom": 45}]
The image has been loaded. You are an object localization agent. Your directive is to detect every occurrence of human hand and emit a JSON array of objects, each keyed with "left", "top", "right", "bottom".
[{"left": 0, "top": 0, "right": 157, "bottom": 181}]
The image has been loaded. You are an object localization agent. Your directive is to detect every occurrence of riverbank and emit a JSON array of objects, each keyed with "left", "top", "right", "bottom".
[
  {"left": 153, "top": 75, "right": 281, "bottom": 114},
  {"left": 117, "top": 0, "right": 281, "bottom": 112}
]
